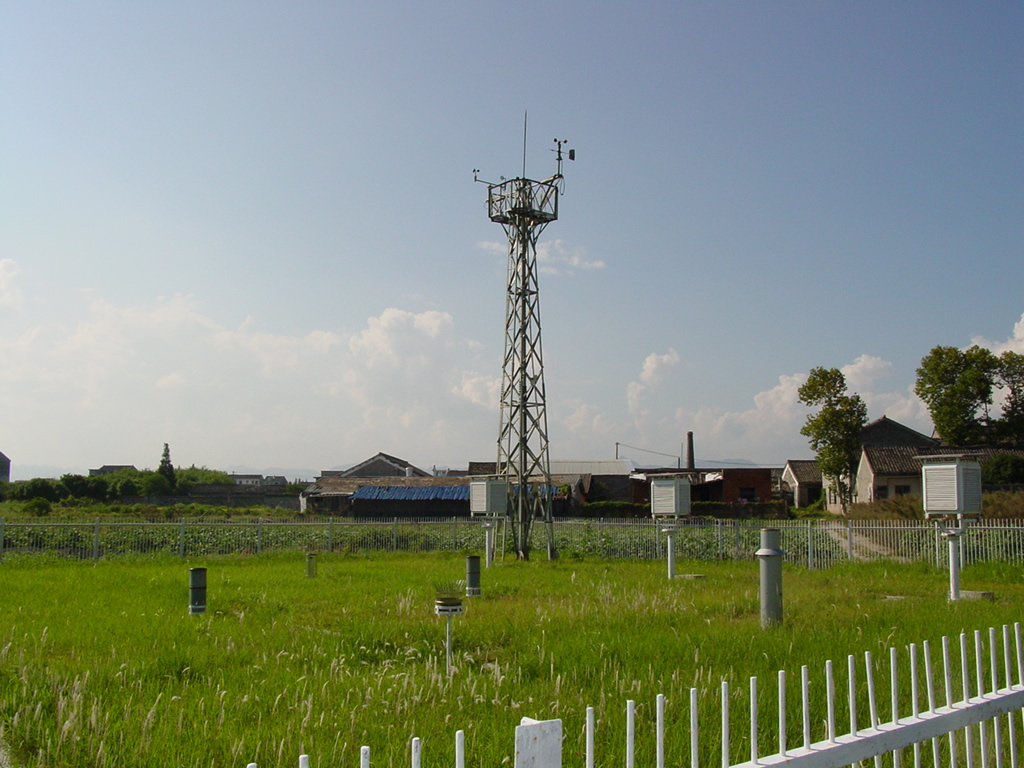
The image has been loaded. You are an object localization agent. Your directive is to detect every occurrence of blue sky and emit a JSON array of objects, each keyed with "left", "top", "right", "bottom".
[{"left": 2, "top": 2, "right": 1022, "bottom": 480}]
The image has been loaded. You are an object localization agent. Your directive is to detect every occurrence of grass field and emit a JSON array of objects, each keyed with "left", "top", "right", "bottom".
[{"left": 0, "top": 553, "right": 1021, "bottom": 768}]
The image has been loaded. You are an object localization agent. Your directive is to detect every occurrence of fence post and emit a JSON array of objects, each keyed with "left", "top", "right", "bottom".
[
  {"left": 847, "top": 520, "right": 855, "bottom": 561},
  {"left": 0, "top": 518, "right": 4, "bottom": 563},
  {"left": 257, "top": 518, "right": 263, "bottom": 554},
  {"left": 179, "top": 518, "right": 186, "bottom": 558},
  {"left": 328, "top": 517, "right": 334, "bottom": 553},
  {"left": 807, "top": 520, "right": 814, "bottom": 570},
  {"left": 392, "top": 518, "right": 398, "bottom": 551},
  {"left": 92, "top": 518, "right": 100, "bottom": 563}
]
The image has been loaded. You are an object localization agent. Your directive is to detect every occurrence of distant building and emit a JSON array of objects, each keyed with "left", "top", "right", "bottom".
[
  {"left": 231, "top": 474, "right": 264, "bottom": 486},
  {"left": 321, "top": 452, "right": 432, "bottom": 479},
  {"left": 89, "top": 465, "right": 137, "bottom": 477},
  {"left": 0, "top": 451, "right": 10, "bottom": 484},
  {"left": 781, "top": 460, "right": 822, "bottom": 508}
]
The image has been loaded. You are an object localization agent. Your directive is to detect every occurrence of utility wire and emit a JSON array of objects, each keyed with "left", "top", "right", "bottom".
[{"left": 614, "top": 442, "right": 767, "bottom": 467}]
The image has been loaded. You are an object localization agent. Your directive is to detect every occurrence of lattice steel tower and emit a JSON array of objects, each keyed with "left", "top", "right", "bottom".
[{"left": 476, "top": 137, "right": 573, "bottom": 560}]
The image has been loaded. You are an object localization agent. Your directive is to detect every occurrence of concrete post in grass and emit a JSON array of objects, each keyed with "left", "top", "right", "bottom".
[
  {"left": 189, "top": 567, "right": 207, "bottom": 615},
  {"left": 755, "top": 529, "right": 784, "bottom": 628}
]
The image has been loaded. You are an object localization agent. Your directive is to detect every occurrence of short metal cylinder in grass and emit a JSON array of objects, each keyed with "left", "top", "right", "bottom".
[
  {"left": 189, "top": 567, "right": 207, "bottom": 615},
  {"left": 755, "top": 528, "right": 784, "bottom": 628},
  {"left": 306, "top": 552, "right": 317, "bottom": 578},
  {"left": 466, "top": 555, "right": 481, "bottom": 596}
]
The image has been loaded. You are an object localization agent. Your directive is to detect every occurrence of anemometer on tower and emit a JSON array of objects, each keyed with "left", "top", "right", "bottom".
[{"left": 471, "top": 128, "right": 574, "bottom": 560}]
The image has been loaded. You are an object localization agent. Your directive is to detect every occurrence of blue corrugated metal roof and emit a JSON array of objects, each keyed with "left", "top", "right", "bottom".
[{"left": 351, "top": 485, "right": 471, "bottom": 501}]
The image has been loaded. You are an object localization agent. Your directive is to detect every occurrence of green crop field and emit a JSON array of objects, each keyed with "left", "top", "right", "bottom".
[{"left": 0, "top": 553, "right": 1021, "bottom": 768}]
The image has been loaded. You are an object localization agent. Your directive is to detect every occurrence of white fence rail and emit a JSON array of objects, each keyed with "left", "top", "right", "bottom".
[{"left": 250, "top": 624, "right": 1024, "bottom": 768}]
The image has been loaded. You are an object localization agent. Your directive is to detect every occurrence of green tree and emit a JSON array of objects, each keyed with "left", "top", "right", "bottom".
[
  {"left": 11, "top": 478, "right": 68, "bottom": 503},
  {"left": 798, "top": 367, "right": 868, "bottom": 515},
  {"left": 914, "top": 345, "right": 997, "bottom": 445},
  {"left": 158, "top": 443, "right": 177, "bottom": 491},
  {"left": 140, "top": 473, "right": 173, "bottom": 496},
  {"left": 995, "top": 350, "right": 1024, "bottom": 444},
  {"left": 981, "top": 453, "right": 1024, "bottom": 484}
]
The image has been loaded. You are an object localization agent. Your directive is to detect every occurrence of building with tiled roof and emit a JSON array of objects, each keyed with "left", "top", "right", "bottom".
[
  {"left": 857, "top": 445, "right": 1024, "bottom": 504},
  {"left": 781, "top": 459, "right": 822, "bottom": 507}
]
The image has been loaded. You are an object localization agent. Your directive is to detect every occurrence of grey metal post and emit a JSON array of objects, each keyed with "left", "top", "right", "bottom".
[
  {"left": 179, "top": 518, "right": 186, "bottom": 558},
  {"left": 257, "top": 518, "right": 263, "bottom": 554},
  {"left": 0, "top": 518, "right": 5, "bottom": 563},
  {"left": 483, "top": 523, "right": 495, "bottom": 567},
  {"left": 92, "top": 518, "right": 100, "bottom": 563},
  {"left": 466, "top": 555, "right": 481, "bottom": 596},
  {"left": 306, "top": 552, "right": 317, "bottom": 578},
  {"left": 755, "top": 528, "right": 784, "bottom": 628},
  {"left": 189, "top": 567, "right": 207, "bottom": 615}
]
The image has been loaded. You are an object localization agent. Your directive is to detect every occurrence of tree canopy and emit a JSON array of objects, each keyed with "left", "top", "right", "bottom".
[
  {"left": 914, "top": 346, "right": 1024, "bottom": 446},
  {"left": 798, "top": 367, "right": 867, "bottom": 514},
  {"left": 158, "top": 443, "right": 176, "bottom": 491}
]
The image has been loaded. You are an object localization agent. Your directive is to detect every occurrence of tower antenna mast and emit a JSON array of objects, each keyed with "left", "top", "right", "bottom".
[{"left": 476, "top": 131, "right": 574, "bottom": 560}]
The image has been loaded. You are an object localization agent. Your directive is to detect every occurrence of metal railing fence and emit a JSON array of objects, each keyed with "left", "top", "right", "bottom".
[
  {"left": 255, "top": 623, "right": 1024, "bottom": 768},
  {"left": 1, "top": 516, "right": 1023, "bottom": 567}
]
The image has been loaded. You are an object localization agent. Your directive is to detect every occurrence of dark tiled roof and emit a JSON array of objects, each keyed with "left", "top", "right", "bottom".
[
  {"left": 786, "top": 459, "right": 822, "bottom": 483},
  {"left": 864, "top": 445, "right": 1024, "bottom": 476},
  {"left": 860, "top": 416, "right": 938, "bottom": 448}
]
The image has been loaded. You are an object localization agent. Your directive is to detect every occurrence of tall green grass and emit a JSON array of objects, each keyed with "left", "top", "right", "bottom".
[{"left": 0, "top": 553, "right": 1021, "bottom": 767}]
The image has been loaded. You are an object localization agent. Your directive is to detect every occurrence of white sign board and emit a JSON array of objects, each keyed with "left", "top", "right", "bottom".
[{"left": 515, "top": 718, "right": 562, "bottom": 768}]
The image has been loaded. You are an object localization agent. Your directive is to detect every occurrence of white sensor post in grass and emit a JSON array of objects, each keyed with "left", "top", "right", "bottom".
[
  {"left": 918, "top": 455, "right": 983, "bottom": 601},
  {"left": 434, "top": 581, "right": 465, "bottom": 675},
  {"left": 650, "top": 476, "right": 691, "bottom": 579}
]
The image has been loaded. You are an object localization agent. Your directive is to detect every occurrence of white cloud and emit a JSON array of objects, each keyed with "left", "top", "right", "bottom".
[
  {"left": 0, "top": 297, "right": 494, "bottom": 471},
  {"left": 971, "top": 311, "right": 1024, "bottom": 355},
  {"left": 556, "top": 353, "right": 935, "bottom": 466},
  {"left": 477, "top": 239, "right": 604, "bottom": 276},
  {"left": 841, "top": 354, "right": 892, "bottom": 393},
  {"left": 0, "top": 259, "right": 23, "bottom": 311},
  {"left": 537, "top": 239, "right": 605, "bottom": 275},
  {"left": 627, "top": 348, "right": 679, "bottom": 415}
]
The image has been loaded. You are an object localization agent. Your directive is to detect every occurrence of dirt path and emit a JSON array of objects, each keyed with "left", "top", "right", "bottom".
[{"left": 823, "top": 520, "right": 901, "bottom": 560}]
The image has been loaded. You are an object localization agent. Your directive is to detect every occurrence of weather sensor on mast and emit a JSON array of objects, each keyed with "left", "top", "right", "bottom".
[{"left": 475, "top": 131, "right": 574, "bottom": 560}]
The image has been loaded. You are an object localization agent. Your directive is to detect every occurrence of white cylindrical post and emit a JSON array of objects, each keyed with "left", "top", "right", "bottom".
[
  {"left": 455, "top": 730, "right": 465, "bottom": 768},
  {"left": 755, "top": 528, "right": 784, "bottom": 628},
  {"left": 663, "top": 527, "right": 677, "bottom": 579},
  {"left": 946, "top": 529, "right": 962, "bottom": 601}
]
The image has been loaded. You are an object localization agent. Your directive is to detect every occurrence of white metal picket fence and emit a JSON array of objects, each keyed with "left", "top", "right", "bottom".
[
  {"left": 250, "top": 623, "right": 1024, "bottom": 768},
  {"left": 4, "top": 517, "right": 1024, "bottom": 568}
]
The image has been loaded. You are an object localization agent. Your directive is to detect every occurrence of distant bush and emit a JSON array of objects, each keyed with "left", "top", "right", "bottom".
[
  {"left": 983, "top": 454, "right": 1024, "bottom": 484},
  {"left": 22, "top": 497, "right": 52, "bottom": 516},
  {"left": 9, "top": 478, "right": 68, "bottom": 502},
  {"left": 574, "top": 501, "right": 650, "bottom": 518},
  {"left": 849, "top": 491, "right": 1024, "bottom": 519}
]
